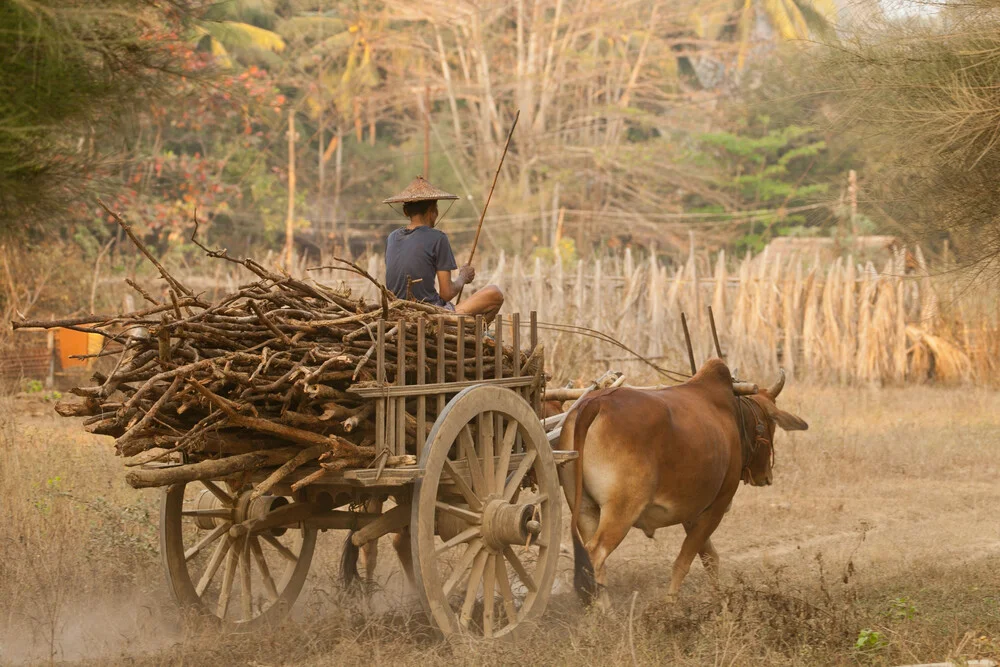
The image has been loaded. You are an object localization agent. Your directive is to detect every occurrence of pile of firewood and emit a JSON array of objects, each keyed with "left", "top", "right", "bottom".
[{"left": 13, "top": 206, "right": 537, "bottom": 492}]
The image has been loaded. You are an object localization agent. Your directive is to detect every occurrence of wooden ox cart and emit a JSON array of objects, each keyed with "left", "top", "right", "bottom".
[{"left": 158, "top": 311, "right": 578, "bottom": 639}]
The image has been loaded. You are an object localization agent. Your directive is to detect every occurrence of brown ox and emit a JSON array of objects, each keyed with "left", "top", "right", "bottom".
[{"left": 557, "top": 358, "right": 807, "bottom": 608}]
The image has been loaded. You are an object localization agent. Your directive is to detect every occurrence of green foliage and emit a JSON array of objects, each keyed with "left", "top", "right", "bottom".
[
  {"left": 888, "top": 597, "right": 918, "bottom": 620},
  {"left": 0, "top": 1, "right": 194, "bottom": 236},
  {"left": 531, "top": 238, "right": 579, "bottom": 268},
  {"left": 854, "top": 628, "right": 886, "bottom": 652},
  {"left": 21, "top": 379, "right": 43, "bottom": 394},
  {"left": 689, "top": 116, "right": 834, "bottom": 252}
]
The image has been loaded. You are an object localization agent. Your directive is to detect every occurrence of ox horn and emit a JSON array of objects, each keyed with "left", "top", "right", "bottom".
[{"left": 767, "top": 368, "right": 786, "bottom": 398}]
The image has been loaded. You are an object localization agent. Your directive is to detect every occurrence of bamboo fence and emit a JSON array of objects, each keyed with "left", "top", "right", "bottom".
[{"left": 173, "top": 245, "right": 998, "bottom": 387}]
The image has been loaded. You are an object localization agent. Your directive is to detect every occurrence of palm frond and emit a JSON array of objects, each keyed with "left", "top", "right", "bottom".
[{"left": 200, "top": 20, "right": 286, "bottom": 54}]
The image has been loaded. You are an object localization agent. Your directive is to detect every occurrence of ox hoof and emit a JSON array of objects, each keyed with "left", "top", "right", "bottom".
[{"left": 591, "top": 588, "right": 612, "bottom": 613}]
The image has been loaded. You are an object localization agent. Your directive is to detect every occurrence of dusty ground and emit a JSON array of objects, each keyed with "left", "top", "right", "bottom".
[{"left": 1, "top": 385, "right": 998, "bottom": 666}]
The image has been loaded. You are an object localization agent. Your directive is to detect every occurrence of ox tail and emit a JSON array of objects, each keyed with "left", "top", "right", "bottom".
[
  {"left": 562, "top": 398, "right": 602, "bottom": 604},
  {"left": 340, "top": 532, "right": 361, "bottom": 590}
]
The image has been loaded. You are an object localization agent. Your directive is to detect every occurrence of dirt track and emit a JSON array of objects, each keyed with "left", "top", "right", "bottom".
[{"left": 1, "top": 385, "right": 999, "bottom": 665}]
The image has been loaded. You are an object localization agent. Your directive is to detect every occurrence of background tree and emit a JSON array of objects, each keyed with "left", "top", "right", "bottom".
[
  {"left": 791, "top": 0, "right": 1000, "bottom": 273},
  {"left": 0, "top": 0, "right": 195, "bottom": 236}
]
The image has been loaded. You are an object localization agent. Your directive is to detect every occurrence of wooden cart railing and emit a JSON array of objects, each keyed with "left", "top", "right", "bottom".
[{"left": 346, "top": 311, "right": 543, "bottom": 460}]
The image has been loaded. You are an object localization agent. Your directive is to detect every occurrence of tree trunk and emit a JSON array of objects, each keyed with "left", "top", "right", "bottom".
[
  {"left": 318, "top": 103, "right": 326, "bottom": 238},
  {"left": 284, "top": 110, "right": 296, "bottom": 269},
  {"left": 334, "top": 125, "right": 344, "bottom": 245}
]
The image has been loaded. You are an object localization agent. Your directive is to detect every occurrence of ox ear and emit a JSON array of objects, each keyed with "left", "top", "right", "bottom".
[{"left": 764, "top": 402, "right": 808, "bottom": 431}]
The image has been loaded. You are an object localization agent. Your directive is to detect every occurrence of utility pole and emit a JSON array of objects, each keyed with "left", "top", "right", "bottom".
[
  {"left": 284, "top": 110, "right": 297, "bottom": 268},
  {"left": 848, "top": 169, "right": 858, "bottom": 237},
  {"left": 423, "top": 84, "right": 431, "bottom": 178}
]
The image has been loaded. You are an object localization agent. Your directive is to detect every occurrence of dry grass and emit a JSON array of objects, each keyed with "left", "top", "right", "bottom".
[{"left": 1, "top": 385, "right": 999, "bottom": 666}]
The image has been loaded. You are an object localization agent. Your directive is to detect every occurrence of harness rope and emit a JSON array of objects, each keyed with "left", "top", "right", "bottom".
[{"left": 736, "top": 395, "right": 772, "bottom": 484}]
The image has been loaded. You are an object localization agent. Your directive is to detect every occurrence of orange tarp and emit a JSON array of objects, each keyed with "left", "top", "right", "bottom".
[{"left": 55, "top": 329, "right": 101, "bottom": 369}]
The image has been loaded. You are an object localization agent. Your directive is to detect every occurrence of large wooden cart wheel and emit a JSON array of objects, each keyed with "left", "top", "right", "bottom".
[
  {"left": 160, "top": 479, "right": 317, "bottom": 630},
  {"left": 412, "top": 385, "right": 562, "bottom": 639}
]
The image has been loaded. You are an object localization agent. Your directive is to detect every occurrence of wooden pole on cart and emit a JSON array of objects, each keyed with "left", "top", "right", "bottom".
[
  {"left": 707, "top": 305, "right": 724, "bottom": 359},
  {"left": 680, "top": 311, "right": 697, "bottom": 375},
  {"left": 456, "top": 109, "right": 520, "bottom": 305}
]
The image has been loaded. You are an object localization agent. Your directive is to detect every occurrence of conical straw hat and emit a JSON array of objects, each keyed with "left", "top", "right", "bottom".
[{"left": 383, "top": 176, "right": 459, "bottom": 204}]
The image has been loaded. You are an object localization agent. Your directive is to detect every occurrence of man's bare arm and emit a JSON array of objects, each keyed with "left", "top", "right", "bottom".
[{"left": 437, "top": 266, "right": 475, "bottom": 302}]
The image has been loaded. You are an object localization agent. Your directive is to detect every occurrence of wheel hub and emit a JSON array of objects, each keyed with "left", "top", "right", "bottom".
[
  {"left": 195, "top": 488, "right": 289, "bottom": 536},
  {"left": 480, "top": 499, "right": 540, "bottom": 553}
]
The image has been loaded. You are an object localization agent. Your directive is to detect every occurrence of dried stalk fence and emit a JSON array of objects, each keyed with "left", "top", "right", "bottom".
[{"left": 172, "top": 246, "right": 998, "bottom": 387}]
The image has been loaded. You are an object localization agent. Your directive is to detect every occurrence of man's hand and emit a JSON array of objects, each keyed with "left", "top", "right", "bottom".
[{"left": 438, "top": 265, "right": 476, "bottom": 302}]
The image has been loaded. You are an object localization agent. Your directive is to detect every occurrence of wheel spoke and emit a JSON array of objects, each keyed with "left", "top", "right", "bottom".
[
  {"left": 459, "top": 549, "right": 489, "bottom": 629},
  {"left": 480, "top": 413, "right": 495, "bottom": 494},
  {"left": 240, "top": 538, "right": 253, "bottom": 622},
  {"left": 181, "top": 509, "right": 233, "bottom": 519},
  {"left": 217, "top": 540, "right": 239, "bottom": 618},
  {"left": 495, "top": 421, "right": 517, "bottom": 491},
  {"left": 201, "top": 479, "right": 235, "bottom": 507},
  {"left": 459, "top": 425, "right": 486, "bottom": 497},
  {"left": 261, "top": 533, "right": 298, "bottom": 563},
  {"left": 503, "top": 546, "right": 536, "bottom": 592},
  {"left": 496, "top": 554, "right": 519, "bottom": 626},
  {"left": 196, "top": 535, "right": 231, "bottom": 597},
  {"left": 503, "top": 449, "right": 537, "bottom": 501},
  {"left": 442, "top": 458, "right": 482, "bottom": 511},
  {"left": 482, "top": 553, "right": 496, "bottom": 638},
  {"left": 250, "top": 536, "right": 279, "bottom": 603},
  {"left": 442, "top": 539, "right": 484, "bottom": 598},
  {"left": 184, "top": 522, "right": 229, "bottom": 562},
  {"left": 434, "top": 501, "right": 481, "bottom": 525},
  {"left": 436, "top": 525, "right": 481, "bottom": 556}
]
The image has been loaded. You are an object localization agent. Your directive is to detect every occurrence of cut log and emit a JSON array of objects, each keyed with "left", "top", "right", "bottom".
[{"left": 125, "top": 448, "right": 299, "bottom": 488}]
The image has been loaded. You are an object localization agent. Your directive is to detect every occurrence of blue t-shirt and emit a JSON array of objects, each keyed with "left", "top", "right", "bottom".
[{"left": 385, "top": 226, "right": 458, "bottom": 306}]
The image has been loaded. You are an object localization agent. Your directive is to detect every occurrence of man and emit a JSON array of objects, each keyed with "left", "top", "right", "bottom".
[{"left": 383, "top": 176, "right": 504, "bottom": 322}]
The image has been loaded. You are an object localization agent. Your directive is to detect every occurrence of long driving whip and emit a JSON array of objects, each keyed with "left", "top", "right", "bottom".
[{"left": 456, "top": 109, "right": 520, "bottom": 304}]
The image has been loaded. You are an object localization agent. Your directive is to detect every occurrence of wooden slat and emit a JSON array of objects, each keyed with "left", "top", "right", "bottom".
[
  {"left": 416, "top": 318, "right": 426, "bottom": 455},
  {"left": 436, "top": 316, "right": 446, "bottom": 418},
  {"left": 475, "top": 314, "right": 484, "bottom": 381},
  {"left": 375, "top": 320, "right": 385, "bottom": 450},
  {"left": 494, "top": 314, "right": 503, "bottom": 380},
  {"left": 512, "top": 313, "right": 523, "bottom": 454},
  {"left": 386, "top": 385, "right": 396, "bottom": 456},
  {"left": 344, "top": 467, "right": 422, "bottom": 487},
  {"left": 456, "top": 315, "right": 466, "bottom": 382},
  {"left": 396, "top": 320, "right": 406, "bottom": 456},
  {"left": 529, "top": 310, "right": 538, "bottom": 352},
  {"left": 348, "top": 375, "right": 536, "bottom": 398},
  {"left": 530, "top": 311, "right": 542, "bottom": 417},
  {"left": 512, "top": 313, "right": 521, "bottom": 377},
  {"left": 377, "top": 319, "right": 386, "bottom": 383}
]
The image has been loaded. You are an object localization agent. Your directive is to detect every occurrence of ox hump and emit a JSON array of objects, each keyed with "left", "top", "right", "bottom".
[{"left": 691, "top": 358, "right": 733, "bottom": 386}]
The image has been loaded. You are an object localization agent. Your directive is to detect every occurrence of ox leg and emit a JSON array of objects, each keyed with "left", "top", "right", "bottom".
[
  {"left": 683, "top": 524, "right": 720, "bottom": 588},
  {"left": 574, "top": 485, "right": 602, "bottom": 543},
  {"left": 585, "top": 500, "right": 643, "bottom": 611},
  {"left": 359, "top": 497, "right": 384, "bottom": 583},
  {"left": 391, "top": 527, "right": 415, "bottom": 588},
  {"left": 668, "top": 510, "right": 726, "bottom": 601}
]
